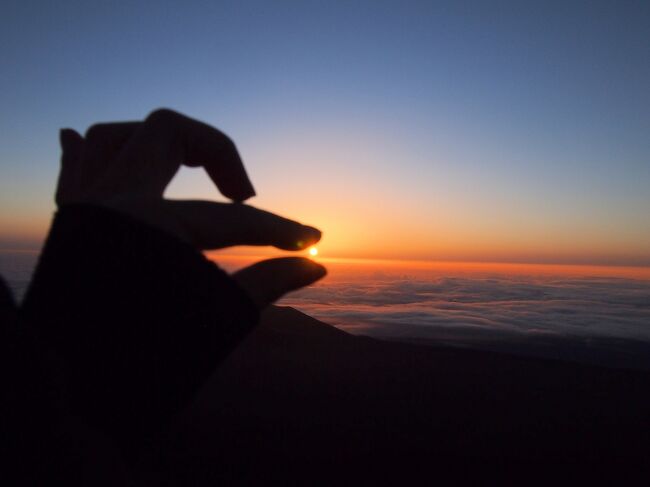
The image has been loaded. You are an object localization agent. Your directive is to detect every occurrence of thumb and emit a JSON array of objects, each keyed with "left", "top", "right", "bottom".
[{"left": 232, "top": 257, "right": 326, "bottom": 309}]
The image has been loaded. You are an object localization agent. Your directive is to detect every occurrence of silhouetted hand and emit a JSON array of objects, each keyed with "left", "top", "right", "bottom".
[{"left": 56, "top": 108, "right": 325, "bottom": 308}]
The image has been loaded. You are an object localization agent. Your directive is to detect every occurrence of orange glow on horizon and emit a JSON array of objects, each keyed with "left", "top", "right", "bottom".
[{"left": 206, "top": 252, "right": 650, "bottom": 281}]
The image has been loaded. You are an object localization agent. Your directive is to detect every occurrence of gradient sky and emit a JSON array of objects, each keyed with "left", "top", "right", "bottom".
[{"left": 1, "top": 0, "right": 649, "bottom": 265}]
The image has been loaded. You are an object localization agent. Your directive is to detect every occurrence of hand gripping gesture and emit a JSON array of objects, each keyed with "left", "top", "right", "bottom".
[{"left": 56, "top": 108, "right": 326, "bottom": 309}]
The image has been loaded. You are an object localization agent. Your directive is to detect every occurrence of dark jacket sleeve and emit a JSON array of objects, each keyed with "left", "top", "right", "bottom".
[
  {"left": 20, "top": 204, "right": 259, "bottom": 447},
  {"left": 1, "top": 277, "right": 64, "bottom": 484}
]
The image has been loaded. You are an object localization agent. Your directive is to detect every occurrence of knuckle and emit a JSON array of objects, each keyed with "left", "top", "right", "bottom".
[
  {"left": 84, "top": 123, "right": 109, "bottom": 140},
  {"left": 146, "top": 108, "right": 179, "bottom": 125},
  {"left": 220, "top": 134, "right": 237, "bottom": 152}
]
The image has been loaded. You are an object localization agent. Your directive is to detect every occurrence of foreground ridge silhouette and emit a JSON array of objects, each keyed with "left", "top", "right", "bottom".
[{"left": 157, "top": 305, "right": 650, "bottom": 484}]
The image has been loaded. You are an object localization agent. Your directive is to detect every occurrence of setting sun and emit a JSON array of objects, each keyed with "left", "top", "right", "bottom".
[{"left": 309, "top": 247, "right": 318, "bottom": 257}]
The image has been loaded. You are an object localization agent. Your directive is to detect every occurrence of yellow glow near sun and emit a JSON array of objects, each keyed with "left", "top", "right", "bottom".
[{"left": 309, "top": 247, "right": 318, "bottom": 256}]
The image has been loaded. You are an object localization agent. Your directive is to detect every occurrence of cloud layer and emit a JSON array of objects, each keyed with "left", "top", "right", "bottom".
[{"left": 283, "top": 270, "right": 650, "bottom": 369}]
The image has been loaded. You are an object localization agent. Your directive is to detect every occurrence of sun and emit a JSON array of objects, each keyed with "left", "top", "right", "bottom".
[{"left": 309, "top": 247, "right": 318, "bottom": 257}]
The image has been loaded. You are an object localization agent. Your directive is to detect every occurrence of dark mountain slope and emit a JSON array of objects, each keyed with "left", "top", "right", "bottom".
[{"left": 159, "top": 306, "right": 650, "bottom": 484}]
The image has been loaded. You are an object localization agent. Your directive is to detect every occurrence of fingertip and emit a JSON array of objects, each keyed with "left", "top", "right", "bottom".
[
  {"left": 303, "top": 225, "right": 322, "bottom": 242},
  {"left": 242, "top": 189, "right": 256, "bottom": 202},
  {"left": 312, "top": 261, "right": 327, "bottom": 279},
  {"left": 298, "top": 258, "right": 327, "bottom": 283},
  {"left": 232, "top": 256, "right": 326, "bottom": 309},
  {"left": 231, "top": 189, "right": 256, "bottom": 204},
  {"left": 224, "top": 180, "right": 255, "bottom": 203},
  {"left": 293, "top": 226, "right": 322, "bottom": 251},
  {"left": 210, "top": 153, "right": 256, "bottom": 202}
]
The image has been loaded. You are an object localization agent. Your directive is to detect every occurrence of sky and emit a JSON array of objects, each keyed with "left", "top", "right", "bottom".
[{"left": 1, "top": 0, "right": 649, "bottom": 265}]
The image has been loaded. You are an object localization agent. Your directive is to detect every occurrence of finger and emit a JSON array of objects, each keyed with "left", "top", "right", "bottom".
[
  {"left": 112, "top": 109, "right": 255, "bottom": 200},
  {"left": 56, "top": 128, "right": 84, "bottom": 206},
  {"left": 81, "top": 122, "right": 140, "bottom": 192},
  {"left": 233, "top": 257, "right": 326, "bottom": 309},
  {"left": 164, "top": 200, "right": 321, "bottom": 250}
]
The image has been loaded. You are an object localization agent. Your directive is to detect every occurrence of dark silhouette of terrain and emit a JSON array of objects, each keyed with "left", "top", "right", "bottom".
[{"left": 151, "top": 305, "right": 650, "bottom": 484}]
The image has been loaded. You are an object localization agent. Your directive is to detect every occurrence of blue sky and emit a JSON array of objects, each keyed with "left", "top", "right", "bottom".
[{"left": 1, "top": 1, "right": 649, "bottom": 264}]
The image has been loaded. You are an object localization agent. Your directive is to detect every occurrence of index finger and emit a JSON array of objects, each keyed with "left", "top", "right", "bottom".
[{"left": 115, "top": 109, "right": 255, "bottom": 201}]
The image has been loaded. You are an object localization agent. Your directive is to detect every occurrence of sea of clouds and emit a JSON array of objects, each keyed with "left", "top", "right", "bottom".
[{"left": 283, "top": 266, "right": 650, "bottom": 369}]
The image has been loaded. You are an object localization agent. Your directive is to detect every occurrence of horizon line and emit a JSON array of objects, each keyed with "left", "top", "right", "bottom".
[
  {"left": 2, "top": 247, "right": 649, "bottom": 272},
  {"left": 207, "top": 251, "right": 650, "bottom": 269}
]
